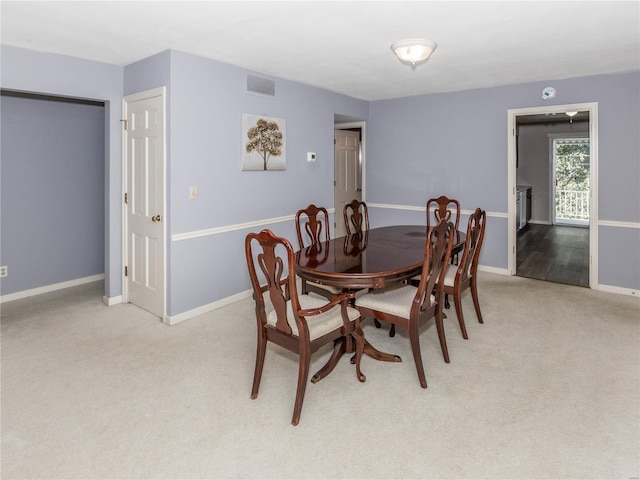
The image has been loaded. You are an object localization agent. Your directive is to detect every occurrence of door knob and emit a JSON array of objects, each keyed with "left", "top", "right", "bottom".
[{"left": 151, "top": 215, "right": 162, "bottom": 222}]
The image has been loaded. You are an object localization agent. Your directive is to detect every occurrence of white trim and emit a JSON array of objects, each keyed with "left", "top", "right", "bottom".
[
  {"left": 102, "top": 295, "right": 122, "bottom": 306},
  {"left": 171, "top": 209, "right": 336, "bottom": 242},
  {"left": 598, "top": 220, "right": 640, "bottom": 229},
  {"left": 168, "top": 265, "right": 512, "bottom": 325},
  {"left": 589, "top": 104, "right": 599, "bottom": 288},
  {"left": 482, "top": 210, "right": 508, "bottom": 219},
  {"left": 367, "top": 202, "right": 425, "bottom": 212},
  {"left": 478, "top": 265, "right": 509, "bottom": 276},
  {"left": 596, "top": 284, "right": 639, "bottom": 297},
  {"left": 172, "top": 214, "right": 294, "bottom": 242},
  {"left": 366, "top": 203, "right": 506, "bottom": 218},
  {"left": 163, "top": 289, "right": 253, "bottom": 325},
  {"left": 0, "top": 274, "right": 104, "bottom": 304},
  {"left": 507, "top": 102, "right": 599, "bottom": 288},
  {"left": 168, "top": 206, "right": 636, "bottom": 244},
  {"left": 160, "top": 264, "right": 638, "bottom": 325},
  {"left": 122, "top": 87, "right": 165, "bottom": 103}
]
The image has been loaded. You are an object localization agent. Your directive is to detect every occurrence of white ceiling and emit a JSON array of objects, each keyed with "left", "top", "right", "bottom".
[{"left": 2, "top": 1, "right": 639, "bottom": 101}]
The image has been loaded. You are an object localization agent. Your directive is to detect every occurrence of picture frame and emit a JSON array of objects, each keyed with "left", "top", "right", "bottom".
[{"left": 242, "top": 114, "right": 286, "bottom": 171}]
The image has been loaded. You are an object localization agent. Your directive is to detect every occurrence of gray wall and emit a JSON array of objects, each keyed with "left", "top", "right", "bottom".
[
  {"left": 367, "top": 72, "right": 640, "bottom": 289},
  {"left": 0, "top": 94, "right": 105, "bottom": 293},
  {"left": 1, "top": 43, "right": 638, "bottom": 313},
  {"left": 124, "top": 50, "right": 369, "bottom": 315},
  {"left": 0, "top": 45, "right": 123, "bottom": 298}
]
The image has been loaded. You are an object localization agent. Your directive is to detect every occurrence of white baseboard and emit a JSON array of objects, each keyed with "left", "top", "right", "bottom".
[
  {"left": 102, "top": 295, "right": 122, "bottom": 306},
  {"left": 0, "top": 274, "right": 105, "bottom": 304},
  {"left": 480, "top": 266, "right": 638, "bottom": 297},
  {"left": 160, "top": 265, "right": 637, "bottom": 326},
  {"left": 478, "top": 265, "right": 510, "bottom": 276},
  {"left": 166, "top": 267, "right": 512, "bottom": 325},
  {"left": 163, "top": 289, "right": 254, "bottom": 325},
  {"left": 596, "top": 284, "right": 639, "bottom": 297}
]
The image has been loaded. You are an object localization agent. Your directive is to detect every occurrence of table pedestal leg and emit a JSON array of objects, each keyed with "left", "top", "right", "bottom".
[
  {"left": 311, "top": 334, "right": 402, "bottom": 384},
  {"left": 362, "top": 340, "right": 402, "bottom": 363},
  {"left": 311, "top": 338, "right": 347, "bottom": 384}
]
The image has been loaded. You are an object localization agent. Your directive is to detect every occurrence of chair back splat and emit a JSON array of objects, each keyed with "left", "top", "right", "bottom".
[
  {"left": 245, "top": 228, "right": 365, "bottom": 425},
  {"left": 294, "top": 204, "right": 343, "bottom": 300},
  {"left": 414, "top": 220, "right": 454, "bottom": 320},
  {"left": 354, "top": 219, "right": 454, "bottom": 388},
  {"left": 343, "top": 199, "right": 370, "bottom": 235},
  {"left": 295, "top": 204, "right": 330, "bottom": 249},
  {"left": 426, "top": 195, "right": 460, "bottom": 232}
]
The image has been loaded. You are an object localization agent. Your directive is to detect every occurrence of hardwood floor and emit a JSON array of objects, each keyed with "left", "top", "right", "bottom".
[{"left": 516, "top": 223, "right": 589, "bottom": 287}]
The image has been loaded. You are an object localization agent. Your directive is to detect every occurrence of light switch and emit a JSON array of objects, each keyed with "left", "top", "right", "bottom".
[
  {"left": 307, "top": 152, "right": 316, "bottom": 163},
  {"left": 189, "top": 186, "right": 198, "bottom": 200}
]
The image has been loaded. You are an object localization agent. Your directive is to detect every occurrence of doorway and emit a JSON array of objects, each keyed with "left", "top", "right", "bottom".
[
  {"left": 507, "top": 103, "right": 598, "bottom": 288},
  {"left": 0, "top": 90, "right": 106, "bottom": 300},
  {"left": 334, "top": 121, "right": 365, "bottom": 237}
]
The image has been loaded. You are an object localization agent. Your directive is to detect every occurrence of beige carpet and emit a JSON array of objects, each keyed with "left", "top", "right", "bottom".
[{"left": 1, "top": 272, "right": 639, "bottom": 479}]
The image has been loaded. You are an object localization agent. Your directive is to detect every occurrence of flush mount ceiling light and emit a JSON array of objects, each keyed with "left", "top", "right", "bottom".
[
  {"left": 566, "top": 110, "right": 579, "bottom": 123},
  {"left": 391, "top": 39, "right": 437, "bottom": 67}
]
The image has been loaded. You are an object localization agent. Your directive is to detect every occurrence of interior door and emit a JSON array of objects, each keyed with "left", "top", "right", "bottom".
[
  {"left": 334, "top": 129, "right": 361, "bottom": 237},
  {"left": 124, "top": 89, "right": 165, "bottom": 318}
]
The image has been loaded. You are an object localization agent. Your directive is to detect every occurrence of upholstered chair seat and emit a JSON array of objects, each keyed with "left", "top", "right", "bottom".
[
  {"left": 355, "top": 219, "right": 454, "bottom": 388},
  {"left": 266, "top": 294, "right": 360, "bottom": 340}
]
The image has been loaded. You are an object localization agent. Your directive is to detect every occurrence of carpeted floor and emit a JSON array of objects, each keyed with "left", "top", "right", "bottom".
[{"left": 1, "top": 272, "right": 639, "bottom": 479}]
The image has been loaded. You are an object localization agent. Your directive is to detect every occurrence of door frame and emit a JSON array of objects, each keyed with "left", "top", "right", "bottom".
[
  {"left": 121, "top": 86, "right": 167, "bottom": 318},
  {"left": 507, "top": 102, "right": 598, "bottom": 288},
  {"left": 334, "top": 121, "right": 366, "bottom": 227}
]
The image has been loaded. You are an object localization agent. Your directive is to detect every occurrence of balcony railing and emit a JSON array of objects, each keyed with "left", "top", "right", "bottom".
[{"left": 556, "top": 189, "right": 589, "bottom": 221}]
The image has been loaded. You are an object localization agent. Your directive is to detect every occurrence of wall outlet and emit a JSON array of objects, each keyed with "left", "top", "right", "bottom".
[
  {"left": 0, "top": 266, "right": 7, "bottom": 278},
  {"left": 189, "top": 186, "right": 198, "bottom": 200}
]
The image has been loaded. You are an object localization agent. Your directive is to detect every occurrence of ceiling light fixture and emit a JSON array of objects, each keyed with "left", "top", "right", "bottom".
[
  {"left": 391, "top": 39, "right": 437, "bottom": 67},
  {"left": 566, "top": 111, "right": 578, "bottom": 123}
]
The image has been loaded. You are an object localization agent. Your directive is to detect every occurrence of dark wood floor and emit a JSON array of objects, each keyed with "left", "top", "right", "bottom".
[{"left": 516, "top": 223, "right": 589, "bottom": 287}]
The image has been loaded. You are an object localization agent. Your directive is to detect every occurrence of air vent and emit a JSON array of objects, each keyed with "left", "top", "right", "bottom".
[{"left": 246, "top": 75, "right": 275, "bottom": 97}]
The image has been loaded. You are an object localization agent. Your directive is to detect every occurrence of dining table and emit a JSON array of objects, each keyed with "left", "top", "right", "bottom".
[{"left": 295, "top": 224, "right": 466, "bottom": 383}]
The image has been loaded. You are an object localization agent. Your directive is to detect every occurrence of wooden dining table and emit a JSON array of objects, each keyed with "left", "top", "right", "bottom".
[{"left": 295, "top": 224, "right": 466, "bottom": 383}]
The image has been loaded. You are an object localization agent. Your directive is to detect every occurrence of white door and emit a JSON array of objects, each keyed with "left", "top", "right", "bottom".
[
  {"left": 334, "top": 129, "right": 361, "bottom": 237},
  {"left": 124, "top": 88, "right": 165, "bottom": 318}
]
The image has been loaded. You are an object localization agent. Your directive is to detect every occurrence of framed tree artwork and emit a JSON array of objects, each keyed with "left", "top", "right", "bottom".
[{"left": 242, "top": 114, "right": 286, "bottom": 171}]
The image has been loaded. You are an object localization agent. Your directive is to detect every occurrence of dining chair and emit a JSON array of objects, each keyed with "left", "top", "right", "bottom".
[
  {"left": 426, "top": 195, "right": 461, "bottom": 307},
  {"left": 245, "top": 229, "right": 365, "bottom": 426},
  {"left": 343, "top": 199, "right": 370, "bottom": 235},
  {"left": 342, "top": 199, "right": 380, "bottom": 326},
  {"left": 437, "top": 208, "right": 487, "bottom": 339},
  {"left": 426, "top": 195, "right": 461, "bottom": 231},
  {"left": 355, "top": 219, "right": 454, "bottom": 388},
  {"left": 295, "top": 204, "right": 343, "bottom": 300}
]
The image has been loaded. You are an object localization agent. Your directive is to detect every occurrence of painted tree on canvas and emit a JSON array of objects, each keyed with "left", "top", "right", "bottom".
[{"left": 246, "top": 118, "right": 283, "bottom": 170}]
